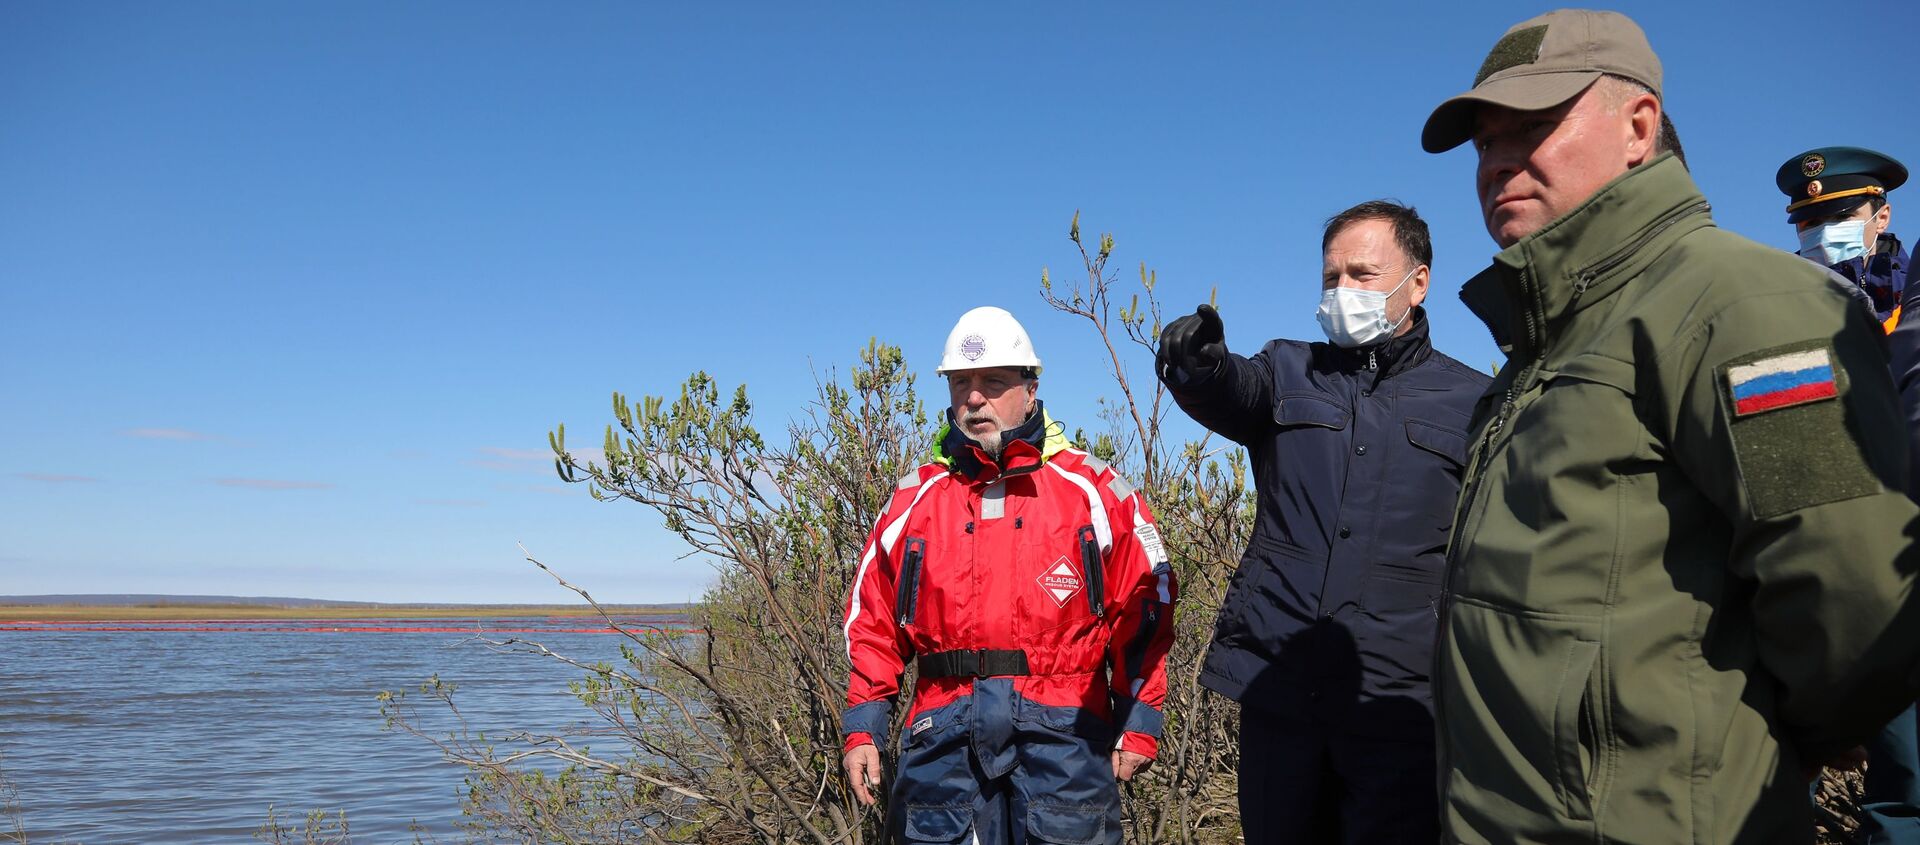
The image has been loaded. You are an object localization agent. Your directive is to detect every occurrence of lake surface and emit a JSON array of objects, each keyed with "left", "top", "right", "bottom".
[{"left": 0, "top": 618, "right": 670, "bottom": 844}]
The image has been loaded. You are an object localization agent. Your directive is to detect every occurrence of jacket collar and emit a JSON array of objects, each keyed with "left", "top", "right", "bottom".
[
  {"left": 1460, "top": 154, "right": 1713, "bottom": 358},
  {"left": 1879, "top": 232, "right": 1907, "bottom": 265},
  {"left": 1830, "top": 233, "right": 1909, "bottom": 320},
  {"left": 933, "top": 400, "right": 1066, "bottom": 483},
  {"left": 1317, "top": 306, "right": 1437, "bottom": 382}
]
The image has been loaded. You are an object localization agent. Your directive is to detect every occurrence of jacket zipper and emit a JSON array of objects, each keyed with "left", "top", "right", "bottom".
[
  {"left": 1079, "top": 526, "right": 1105, "bottom": 618},
  {"left": 1565, "top": 200, "right": 1710, "bottom": 312},
  {"left": 1435, "top": 262, "right": 1544, "bottom": 811},
  {"left": 896, "top": 537, "right": 927, "bottom": 626}
]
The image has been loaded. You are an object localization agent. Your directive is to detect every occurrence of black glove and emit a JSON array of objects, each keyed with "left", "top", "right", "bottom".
[{"left": 1157, "top": 304, "right": 1226, "bottom": 381}]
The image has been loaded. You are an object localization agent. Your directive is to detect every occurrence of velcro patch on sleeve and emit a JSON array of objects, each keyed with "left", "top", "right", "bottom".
[
  {"left": 1727, "top": 347, "right": 1838, "bottom": 416},
  {"left": 1721, "top": 341, "right": 1878, "bottom": 519}
]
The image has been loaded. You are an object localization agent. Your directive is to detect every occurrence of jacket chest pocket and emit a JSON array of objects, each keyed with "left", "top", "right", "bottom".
[
  {"left": 1020, "top": 525, "right": 1104, "bottom": 642},
  {"left": 1473, "top": 357, "right": 1648, "bottom": 610},
  {"left": 1267, "top": 393, "right": 1353, "bottom": 522},
  {"left": 895, "top": 536, "right": 928, "bottom": 628},
  {"left": 1273, "top": 393, "right": 1350, "bottom": 430},
  {"left": 1507, "top": 357, "right": 1645, "bottom": 508},
  {"left": 1398, "top": 418, "right": 1470, "bottom": 536},
  {"left": 1357, "top": 418, "right": 1466, "bottom": 614}
]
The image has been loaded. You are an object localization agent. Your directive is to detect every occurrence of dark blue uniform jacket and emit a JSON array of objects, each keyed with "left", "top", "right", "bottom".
[
  {"left": 1838, "top": 234, "right": 1912, "bottom": 323},
  {"left": 1841, "top": 235, "right": 1920, "bottom": 845},
  {"left": 1852, "top": 237, "right": 1917, "bottom": 486},
  {"left": 1163, "top": 309, "right": 1489, "bottom": 739}
]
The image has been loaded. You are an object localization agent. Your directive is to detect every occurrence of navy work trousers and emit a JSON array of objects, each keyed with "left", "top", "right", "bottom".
[
  {"left": 1236, "top": 710, "right": 1437, "bottom": 844},
  {"left": 890, "top": 681, "right": 1123, "bottom": 845}
]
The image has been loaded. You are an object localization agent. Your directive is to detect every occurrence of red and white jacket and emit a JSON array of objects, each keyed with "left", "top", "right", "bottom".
[{"left": 841, "top": 406, "right": 1179, "bottom": 758}]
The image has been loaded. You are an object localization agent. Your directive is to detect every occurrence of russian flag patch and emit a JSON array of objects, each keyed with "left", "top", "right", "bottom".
[{"left": 1727, "top": 347, "right": 1838, "bottom": 417}]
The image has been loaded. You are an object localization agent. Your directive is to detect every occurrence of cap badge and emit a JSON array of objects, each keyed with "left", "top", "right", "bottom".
[
  {"left": 1807, "top": 180, "right": 1824, "bottom": 198},
  {"left": 960, "top": 334, "right": 986, "bottom": 361},
  {"left": 1802, "top": 154, "right": 1826, "bottom": 178}
]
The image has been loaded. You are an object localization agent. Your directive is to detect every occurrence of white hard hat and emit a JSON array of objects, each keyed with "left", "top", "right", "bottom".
[{"left": 936, "top": 306, "right": 1043, "bottom": 376}]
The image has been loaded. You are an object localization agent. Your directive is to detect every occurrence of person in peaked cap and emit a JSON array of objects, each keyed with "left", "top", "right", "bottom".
[
  {"left": 1781, "top": 148, "right": 1920, "bottom": 841},
  {"left": 1780, "top": 147, "right": 1911, "bottom": 332},
  {"left": 1782, "top": 146, "right": 1920, "bottom": 845},
  {"left": 1423, "top": 8, "right": 1920, "bottom": 844}
]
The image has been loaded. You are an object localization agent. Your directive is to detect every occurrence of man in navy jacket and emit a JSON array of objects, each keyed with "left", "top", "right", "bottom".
[{"left": 1157, "top": 201, "right": 1489, "bottom": 843}]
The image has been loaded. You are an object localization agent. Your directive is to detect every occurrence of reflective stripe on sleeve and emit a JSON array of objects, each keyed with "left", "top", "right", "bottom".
[{"left": 1045, "top": 462, "right": 1111, "bottom": 551}]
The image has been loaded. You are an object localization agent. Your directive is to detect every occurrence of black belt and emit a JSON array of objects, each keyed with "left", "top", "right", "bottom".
[{"left": 917, "top": 649, "right": 1031, "bottom": 678}]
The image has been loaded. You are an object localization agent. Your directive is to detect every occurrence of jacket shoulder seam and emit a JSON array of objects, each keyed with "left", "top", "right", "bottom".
[{"left": 1051, "top": 449, "right": 1136, "bottom": 507}]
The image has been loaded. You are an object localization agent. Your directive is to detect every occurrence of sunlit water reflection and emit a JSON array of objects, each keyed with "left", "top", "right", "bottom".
[{"left": 0, "top": 620, "right": 655, "bottom": 844}]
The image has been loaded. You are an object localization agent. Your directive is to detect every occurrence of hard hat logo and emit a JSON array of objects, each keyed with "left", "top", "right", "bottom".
[{"left": 961, "top": 335, "right": 987, "bottom": 361}]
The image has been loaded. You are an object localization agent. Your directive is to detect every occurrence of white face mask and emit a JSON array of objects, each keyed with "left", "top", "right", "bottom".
[
  {"left": 1316, "top": 266, "right": 1417, "bottom": 348},
  {"left": 1798, "top": 220, "right": 1869, "bottom": 265}
]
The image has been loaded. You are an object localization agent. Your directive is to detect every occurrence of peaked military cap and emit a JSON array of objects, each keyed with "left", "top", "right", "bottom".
[{"left": 1777, "top": 146, "right": 1907, "bottom": 223}]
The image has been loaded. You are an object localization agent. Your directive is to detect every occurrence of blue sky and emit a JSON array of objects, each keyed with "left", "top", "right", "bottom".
[{"left": 5, "top": 2, "right": 1917, "bottom": 603}]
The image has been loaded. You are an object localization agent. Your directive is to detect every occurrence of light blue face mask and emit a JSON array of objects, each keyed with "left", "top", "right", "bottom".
[{"left": 1798, "top": 220, "right": 1869, "bottom": 265}]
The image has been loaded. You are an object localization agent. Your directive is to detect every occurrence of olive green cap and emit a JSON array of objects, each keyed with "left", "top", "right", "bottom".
[{"left": 1422, "top": 9, "right": 1663, "bottom": 153}]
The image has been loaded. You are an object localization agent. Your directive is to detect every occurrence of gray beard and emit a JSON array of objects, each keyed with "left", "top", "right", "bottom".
[
  {"left": 967, "top": 428, "right": 1005, "bottom": 460},
  {"left": 960, "top": 401, "right": 1034, "bottom": 460}
]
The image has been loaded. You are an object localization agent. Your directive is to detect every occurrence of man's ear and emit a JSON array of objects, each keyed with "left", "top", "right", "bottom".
[
  {"left": 1876, "top": 202, "right": 1893, "bottom": 236},
  {"left": 1625, "top": 94, "right": 1660, "bottom": 168},
  {"left": 1409, "top": 265, "right": 1431, "bottom": 308}
]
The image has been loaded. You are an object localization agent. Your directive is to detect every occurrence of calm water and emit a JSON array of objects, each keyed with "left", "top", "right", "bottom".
[{"left": 0, "top": 619, "right": 657, "bottom": 844}]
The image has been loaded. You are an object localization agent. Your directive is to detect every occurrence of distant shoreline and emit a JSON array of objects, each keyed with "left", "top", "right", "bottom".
[{"left": 0, "top": 603, "right": 688, "bottom": 622}]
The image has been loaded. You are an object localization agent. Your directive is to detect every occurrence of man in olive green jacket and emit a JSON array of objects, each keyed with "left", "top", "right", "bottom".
[{"left": 1420, "top": 10, "right": 1920, "bottom": 843}]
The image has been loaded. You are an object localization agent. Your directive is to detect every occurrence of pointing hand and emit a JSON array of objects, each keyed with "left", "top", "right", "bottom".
[{"left": 1158, "top": 304, "right": 1226, "bottom": 380}]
